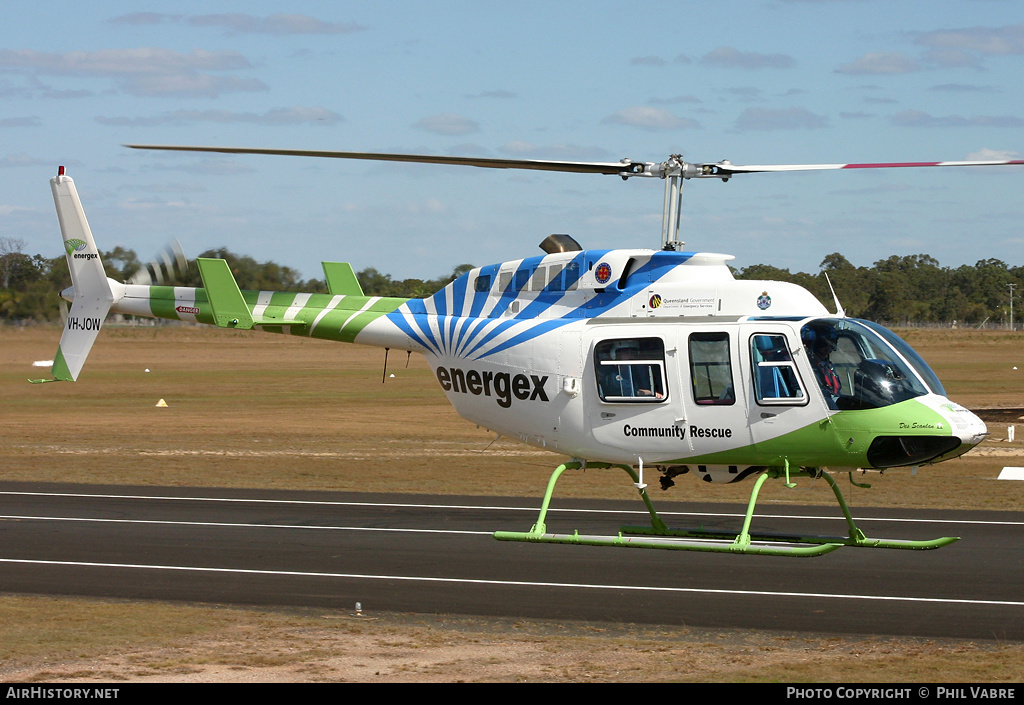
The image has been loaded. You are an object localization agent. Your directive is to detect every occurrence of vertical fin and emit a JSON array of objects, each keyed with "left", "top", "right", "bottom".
[
  {"left": 322, "top": 261, "right": 364, "bottom": 296},
  {"left": 196, "top": 257, "right": 255, "bottom": 329},
  {"left": 47, "top": 168, "right": 115, "bottom": 382}
]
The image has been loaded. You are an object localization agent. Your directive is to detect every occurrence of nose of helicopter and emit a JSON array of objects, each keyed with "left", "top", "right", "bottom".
[
  {"left": 859, "top": 397, "right": 989, "bottom": 468},
  {"left": 938, "top": 399, "right": 989, "bottom": 459},
  {"left": 960, "top": 408, "right": 988, "bottom": 445}
]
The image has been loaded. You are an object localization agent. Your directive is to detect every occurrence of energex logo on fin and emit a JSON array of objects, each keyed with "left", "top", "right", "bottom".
[
  {"left": 436, "top": 366, "right": 549, "bottom": 408},
  {"left": 64, "top": 238, "right": 98, "bottom": 260}
]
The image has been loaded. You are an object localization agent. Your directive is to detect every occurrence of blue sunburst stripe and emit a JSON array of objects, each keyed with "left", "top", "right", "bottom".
[
  {"left": 408, "top": 310, "right": 439, "bottom": 353},
  {"left": 462, "top": 317, "right": 531, "bottom": 359},
  {"left": 477, "top": 319, "right": 575, "bottom": 360},
  {"left": 448, "top": 274, "right": 471, "bottom": 351},
  {"left": 486, "top": 252, "right": 568, "bottom": 319},
  {"left": 455, "top": 315, "right": 505, "bottom": 359},
  {"left": 388, "top": 310, "right": 439, "bottom": 356},
  {"left": 468, "top": 264, "right": 499, "bottom": 319},
  {"left": 384, "top": 249, "right": 695, "bottom": 359},
  {"left": 456, "top": 266, "right": 527, "bottom": 354},
  {"left": 452, "top": 314, "right": 476, "bottom": 356}
]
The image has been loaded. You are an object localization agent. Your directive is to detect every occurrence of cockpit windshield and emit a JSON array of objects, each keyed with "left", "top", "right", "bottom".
[{"left": 801, "top": 318, "right": 940, "bottom": 410}]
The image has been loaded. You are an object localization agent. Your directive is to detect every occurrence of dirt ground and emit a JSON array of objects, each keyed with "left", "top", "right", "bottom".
[
  {"left": 2, "top": 324, "right": 1023, "bottom": 683},
  {"left": 2, "top": 597, "right": 1024, "bottom": 684}
]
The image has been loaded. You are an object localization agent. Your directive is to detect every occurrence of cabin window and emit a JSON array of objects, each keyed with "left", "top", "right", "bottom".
[
  {"left": 594, "top": 337, "right": 667, "bottom": 403},
  {"left": 548, "top": 264, "right": 564, "bottom": 292},
  {"left": 498, "top": 271, "right": 512, "bottom": 293},
  {"left": 689, "top": 332, "right": 735, "bottom": 405},
  {"left": 564, "top": 262, "right": 579, "bottom": 291},
  {"left": 474, "top": 274, "right": 491, "bottom": 293},
  {"left": 515, "top": 268, "right": 530, "bottom": 290},
  {"left": 532, "top": 266, "right": 547, "bottom": 291},
  {"left": 750, "top": 334, "right": 806, "bottom": 405}
]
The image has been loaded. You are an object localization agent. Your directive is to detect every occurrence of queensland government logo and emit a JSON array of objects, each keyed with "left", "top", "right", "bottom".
[
  {"left": 757, "top": 291, "right": 772, "bottom": 310},
  {"left": 648, "top": 293, "right": 662, "bottom": 309}
]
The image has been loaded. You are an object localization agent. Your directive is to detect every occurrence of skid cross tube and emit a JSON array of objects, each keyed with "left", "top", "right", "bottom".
[{"left": 493, "top": 462, "right": 959, "bottom": 557}]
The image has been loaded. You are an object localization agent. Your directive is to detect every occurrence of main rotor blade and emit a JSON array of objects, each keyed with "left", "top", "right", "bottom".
[
  {"left": 715, "top": 158, "right": 1024, "bottom": 176},
  {"left": 125, "top": 144, "right": 1024, "bottom": 181},
  {"left": 124, "top": 144, "right": 642, "bottom": 176}
]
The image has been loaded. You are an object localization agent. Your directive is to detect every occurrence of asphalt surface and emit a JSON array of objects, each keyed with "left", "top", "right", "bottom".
[{"left": 0, "top": 481, "right": 1022, "bottom": 640}]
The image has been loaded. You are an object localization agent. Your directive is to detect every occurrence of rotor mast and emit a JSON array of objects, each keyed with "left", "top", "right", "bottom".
[
  {"left": 658, "top": 155, "right": 687, "bottom": 251},
  {"left": 625, "top": 154, "right": 736, "bottom": 251}
]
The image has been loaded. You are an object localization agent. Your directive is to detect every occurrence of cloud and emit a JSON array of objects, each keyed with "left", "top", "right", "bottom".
[
  {"left": 465, "top": 90, "right": 516, "bottom": 99},
  {"left": 0, "top": 48, "right": 266, "bottom": 98},
  {"left": 890, "top": 110, "right": 1024, "bottom": 128},
  {"left": 498, "top": 142, "right": 615, "bottom": 162},
  {"left": 735, "top": 107, "right": 829, "bottom": 131},
  {"left": 700, "top": 47, "right": 796, "bottom": 70},
  {"left": 96, "top": 106, "right": 343, "bottom": 127},
  {"left": 602, "top": 106, "right": 699, "bottom": 131},
  {"left": 648, "top": 95, "right": 702, "bottom": 106},
  {"left": 119, "top": 73, "right": 266, "bottom": 98},
  {"left": 160, "top": 159, "right": 258, "bottom": 176},
  {"left": 187, "top": 13, "right": 368, "bottom": 35},
  {"left": 914, "top": 23, "right": 1024, "bottom": 57},
  {"left": 929, "top": 83, "right": 998, "bottom": 93},
  {"left": 0, "top": 117, "right": 41, "bottom": 128},
  {"left": 630, "top": 56, "right": 668, "bottom": 67},
  {"left": 0, "top": 48, "right": 251, "bottom": 74},
  {"left": 0, "top": 153, "right": 51, "bottom": 168},
  {"left": 110, "top": 12, "right": 368, "bottom": 35},
  {"left": 109, "top": 13, "right": 181, "bottom": 26},
  {"left": 412, "top": 113, "right": 480, "bottom": 136},
  {"left": 835, "top": 52, "right": 919, "bottom": 75},
  {"left": 965, "top": 148, "right": 1021, "bottom": 162}
]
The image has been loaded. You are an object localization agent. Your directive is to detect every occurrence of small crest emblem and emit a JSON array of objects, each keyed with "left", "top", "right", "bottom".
[
  {"left": 757, "top": 291, "right": 772, "bottom": 310},
  {"left": 594, "top": 262, "right": 612, "bottom": 284}
]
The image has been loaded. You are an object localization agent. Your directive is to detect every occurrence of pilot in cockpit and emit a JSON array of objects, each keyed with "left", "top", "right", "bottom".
[{"left": 803, "top": 326, "right": 841, "bottom": 397}]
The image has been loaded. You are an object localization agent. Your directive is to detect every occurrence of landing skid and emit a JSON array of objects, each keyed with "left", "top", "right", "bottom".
[{"left": 493, "top": 462, "right": 960, "bottom": 557}]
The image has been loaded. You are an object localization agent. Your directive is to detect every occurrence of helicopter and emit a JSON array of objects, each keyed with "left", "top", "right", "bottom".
[{"left": 40, "top": 146, "right": 1023, "bottom": 557}]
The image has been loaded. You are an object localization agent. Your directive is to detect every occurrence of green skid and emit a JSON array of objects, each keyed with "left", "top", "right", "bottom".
[
  {"left": 493, "top": 530, "right": 843, "bottom": 557},
  {"left": 493, "top": 462, "right": 959, "bottom": 557}
]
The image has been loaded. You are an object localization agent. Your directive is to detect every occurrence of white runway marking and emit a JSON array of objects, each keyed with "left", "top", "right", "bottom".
[
  {"left": 0, "top": 514, "right": 489, "bottom": 536},
  {"left": 2, "top": 557, "right": 1023, "bottom": 608},
  {"left": 2, "top": 490, "right": 1022, "bottom": 527}
]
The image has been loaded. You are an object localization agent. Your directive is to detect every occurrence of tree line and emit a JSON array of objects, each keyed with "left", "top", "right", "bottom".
[
  {"left": 0, "top": 236, "right": 1020, "bottom": 328},
  {"left": 742, "top": 252, "right": 1022, "bottom": 327},
  {"left": 0, "top": 237, "right": 473, "bottom": 323}
]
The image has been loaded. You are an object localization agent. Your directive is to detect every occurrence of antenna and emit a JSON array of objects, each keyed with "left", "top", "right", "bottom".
[{"left": 824, "top": 272, "right": 846, "bottom": 318}]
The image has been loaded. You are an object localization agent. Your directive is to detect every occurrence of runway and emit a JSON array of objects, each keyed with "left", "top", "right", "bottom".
[{"left": 1, "top": 481, "right": 1022, "bottom": 640}]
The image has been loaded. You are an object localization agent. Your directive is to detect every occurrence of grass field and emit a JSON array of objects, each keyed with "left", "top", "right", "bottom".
[
  {"left": 2, "top": 324, "right": 1023, "bottom": 683},
  {"left": 3, "top": 325, "right": 1022, "bottom": 508}
]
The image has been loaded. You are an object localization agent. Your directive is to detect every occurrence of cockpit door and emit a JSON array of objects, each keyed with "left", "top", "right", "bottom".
[{"left": 745, "top": 328, "right": 836, "bottom": 464}]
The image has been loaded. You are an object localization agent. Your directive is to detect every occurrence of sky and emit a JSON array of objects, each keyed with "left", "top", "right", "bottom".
[{"left": 1, "top": 1, "right": 1022, "bottom": 282}]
